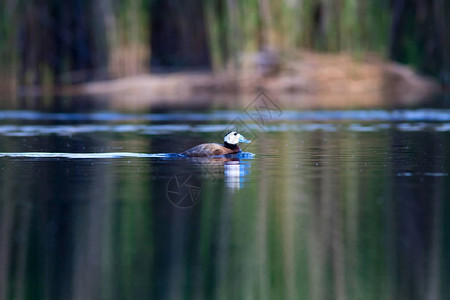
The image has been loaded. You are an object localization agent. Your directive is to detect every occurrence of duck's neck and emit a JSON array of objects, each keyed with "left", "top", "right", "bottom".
[{"left": 224, "top": 142, "right": 240, "bottom": 151}]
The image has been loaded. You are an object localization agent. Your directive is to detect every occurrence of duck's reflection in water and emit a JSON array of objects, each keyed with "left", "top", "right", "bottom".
[
  {"left": 224, "top": 160, "right": 250, "bottom": 190},
  {"left": 186, "top": 156, "right": 252, "bottom": 190}
]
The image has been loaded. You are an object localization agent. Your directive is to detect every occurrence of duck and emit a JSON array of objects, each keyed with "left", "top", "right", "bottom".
[{"left": 181, "top": 131, "right": 251, "bottom": 157}]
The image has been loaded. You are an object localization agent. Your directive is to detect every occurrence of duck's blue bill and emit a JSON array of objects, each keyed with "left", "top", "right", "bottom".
[{"left": 239, "top": 135, "right": 251, "bottom": 143}]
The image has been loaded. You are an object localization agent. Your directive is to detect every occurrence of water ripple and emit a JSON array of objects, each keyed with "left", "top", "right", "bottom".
[
  {"left": 0, "top": 152, "right": 179, "bottom": 159},
  {"left": 397, "top": 172, "right": 448, "bottom": 177},
  {"left": 2, "top": 109, "right": 450, "bottom": 122},
  {"left": 1, "top": 122, "right": 450, "bottom": 136}
]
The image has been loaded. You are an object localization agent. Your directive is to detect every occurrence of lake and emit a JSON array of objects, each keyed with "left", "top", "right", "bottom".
[{"left": 0, "top": 98, "right": 450, "bottom": 300}]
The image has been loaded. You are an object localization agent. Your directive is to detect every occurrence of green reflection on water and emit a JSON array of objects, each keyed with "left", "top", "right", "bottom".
[{"left": 0, "top": 125, "right": 449, "bottom": 300}]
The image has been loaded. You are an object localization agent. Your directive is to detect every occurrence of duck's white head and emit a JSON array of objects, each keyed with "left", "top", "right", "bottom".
[{"left": 224, "top": 131, "right": 251, "bottom": 145}]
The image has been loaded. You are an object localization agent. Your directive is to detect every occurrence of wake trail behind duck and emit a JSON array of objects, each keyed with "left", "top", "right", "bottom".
[{"left": 0, "top": 152, "right": 184, "bottom": 159}]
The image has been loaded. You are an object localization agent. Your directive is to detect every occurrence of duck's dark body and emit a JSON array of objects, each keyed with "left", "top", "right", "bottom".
[{"left": 181, "top": 142, "right": 240, "bottom": 157}]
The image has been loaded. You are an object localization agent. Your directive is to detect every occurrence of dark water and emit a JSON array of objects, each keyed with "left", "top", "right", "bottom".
[{"left": 1, "top": 108, "right": 450, "bottom": 300}]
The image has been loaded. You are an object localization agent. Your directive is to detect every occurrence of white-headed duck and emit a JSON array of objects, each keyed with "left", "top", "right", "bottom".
[{"left": 181, "top": 131, "right": 251, "bottom": 157}]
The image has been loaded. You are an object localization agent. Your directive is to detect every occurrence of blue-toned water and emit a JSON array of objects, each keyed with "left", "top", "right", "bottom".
[
  {"left": 1, "top": 106, "right": 449, "bottom": 300},
  {"left": 2, "top": 108, "right": 450, "bottom": 122}
]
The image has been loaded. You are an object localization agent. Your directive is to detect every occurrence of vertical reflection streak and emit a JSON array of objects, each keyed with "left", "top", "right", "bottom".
[
  {"left": 256, "top": 158, "right": 270, "bottom": 300},
  {"left": 214, "top": 189, "right": 232, "bottom": 300},
  {"left": 0, "top": 160, "right": 18, "bottom": 300}
]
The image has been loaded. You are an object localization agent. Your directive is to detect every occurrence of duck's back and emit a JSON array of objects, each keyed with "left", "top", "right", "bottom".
[{"left": 181, "top": 143, "right": 238, "bottom": 157}]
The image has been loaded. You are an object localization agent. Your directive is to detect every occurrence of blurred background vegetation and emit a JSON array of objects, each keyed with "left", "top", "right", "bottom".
[{"left": 0, "top": 0, "right": 449, "bottom": 93}]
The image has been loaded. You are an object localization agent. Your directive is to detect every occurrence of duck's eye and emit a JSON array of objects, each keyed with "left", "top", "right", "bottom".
[{"left": 234, "top": 132, "right": 238, "bottom": 136}]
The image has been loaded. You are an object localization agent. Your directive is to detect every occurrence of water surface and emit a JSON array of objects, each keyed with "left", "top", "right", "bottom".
[{"left": 0, "top": 107, "right": 449, "bottom": 300}]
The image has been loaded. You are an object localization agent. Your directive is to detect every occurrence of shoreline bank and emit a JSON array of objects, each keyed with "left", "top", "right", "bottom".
[{"left": 14, "top": 52, "right": 441, "bottom": 110}]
